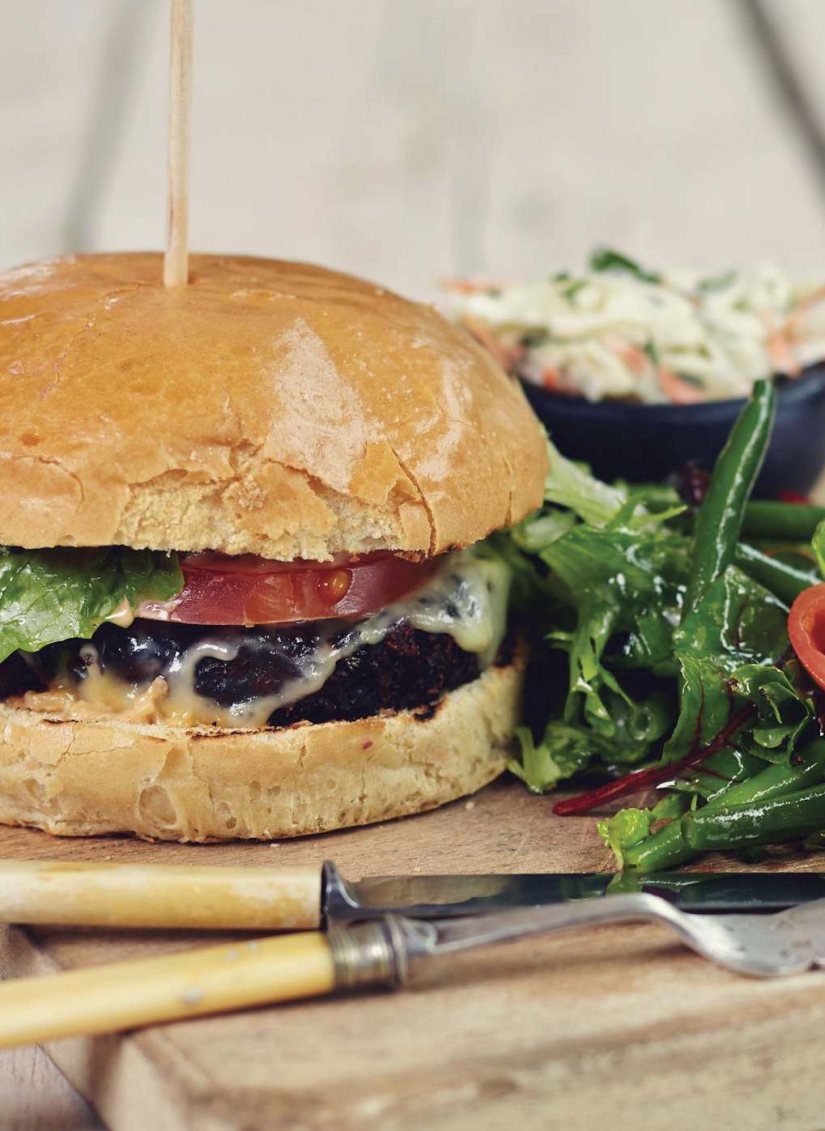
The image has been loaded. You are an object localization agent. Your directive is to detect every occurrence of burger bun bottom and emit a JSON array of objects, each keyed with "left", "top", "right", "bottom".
[{"left": 0, "top": 654, "right": 524, "bottom": 842}]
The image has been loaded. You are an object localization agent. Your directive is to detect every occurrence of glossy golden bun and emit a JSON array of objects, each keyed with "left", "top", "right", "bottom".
[
  {"left": 0, "top": 253, "right": 547, "bottom": 559},
  {"left": 0, "top": 655, "right": 523, "bottom": 842}
]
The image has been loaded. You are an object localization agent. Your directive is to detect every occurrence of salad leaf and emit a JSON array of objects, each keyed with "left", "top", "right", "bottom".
[
  {"left": 588, "top": 247, "right": 660, "bottom": 284},
  {"left": 511, "top": 509, "right": 576, "bottom": 554},
  {"left": 534, "top": 441, "right": 685, "bottom": 535},
  {"left": 505, "top": 384, "right": 825, "bottom": 870},
  {"left": 597, "top": 808, "right": 653, "bottom": 867},
  {"left": 663, "top": 567, "right": 790, "bottom": 764},
  {"left": 509, "top": 723, "right": 602, "bottom": 793},
  {"left": 540, "top": 524, "right": 689, "bottom": 724},
  {"left": 814, "top": 519, "right": 825, "bottom": 578},
  {"left": 0, "top": 547, "right": 183, "bottom": 663},
  {"left": 537, "top": 440, "right": 627, "bottom": 528},
  {"left": 480, "top": 531, "right": 549, "bottom": 614},
  {"left": 696, "top": 269, "right": 736, "bottom": 293},
  {"left": 733, "top": 664, "right": 813, "bottom": 759}
]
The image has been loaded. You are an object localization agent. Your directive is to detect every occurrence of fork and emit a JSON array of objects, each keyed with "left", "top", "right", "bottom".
[{"left": 380, "top": 892, "right": 825, "bottom": 980}]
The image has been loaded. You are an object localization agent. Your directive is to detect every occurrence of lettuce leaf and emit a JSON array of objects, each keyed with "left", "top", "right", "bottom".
[{"left": 0, "top": 547, "right": 183, "bottom": 663}]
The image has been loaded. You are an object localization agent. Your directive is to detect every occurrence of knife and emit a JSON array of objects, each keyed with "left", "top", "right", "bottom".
[
  {"left": 3, "top": 888, "right": 825, "bottom": 1050},
  {"left": 0, "top": 858, "right": 824, "bottom": 930}
]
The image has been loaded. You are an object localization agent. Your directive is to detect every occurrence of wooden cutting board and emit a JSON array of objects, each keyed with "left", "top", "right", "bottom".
[{"left": 2, "top": 779, "right": 825, "bottom": 1131}]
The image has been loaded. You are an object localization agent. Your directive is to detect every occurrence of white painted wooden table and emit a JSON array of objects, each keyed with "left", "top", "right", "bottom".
[{"left": 3, "top": 1, "right": 825, "bottom": 1126}]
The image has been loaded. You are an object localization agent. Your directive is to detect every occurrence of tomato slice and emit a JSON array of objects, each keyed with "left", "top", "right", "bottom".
[
  {"left": 136, "top": 552, "right": 440, "bottom": 626},
  {"left": 788, "top": 583, "right": 825, "bottom": 690}
]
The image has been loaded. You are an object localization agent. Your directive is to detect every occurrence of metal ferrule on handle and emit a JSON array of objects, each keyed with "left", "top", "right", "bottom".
[{"left": 327, "top": 918, "right": 412, "bottom": 991}]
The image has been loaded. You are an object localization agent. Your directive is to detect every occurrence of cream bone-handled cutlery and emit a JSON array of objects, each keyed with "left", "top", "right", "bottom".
[
  {"left": 1, "top": 859, "right": 825, "bottom": 929},
  {"left": 4, "top": 894, "right": 825, "bottom": 1048}
]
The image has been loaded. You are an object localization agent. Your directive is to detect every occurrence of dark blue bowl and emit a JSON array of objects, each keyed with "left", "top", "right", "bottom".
[{"left": 521, "top": 365, "right": 825, "bottom": 497}]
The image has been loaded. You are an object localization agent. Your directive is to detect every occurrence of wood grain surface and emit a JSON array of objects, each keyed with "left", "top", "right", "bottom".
[
  {"left": 2, "top": 780, "right": 825, "bottom": 1131},
  {"left": 5, "top": 1, "right": 825, "bottom": 299},
  {"left": 0, "top": 1046, "right": 101, "bottom": 1131}
]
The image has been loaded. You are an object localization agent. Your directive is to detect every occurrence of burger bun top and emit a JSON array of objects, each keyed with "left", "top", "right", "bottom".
[{"left": 0, "top": 253, "right": 547, "bottom": 559}]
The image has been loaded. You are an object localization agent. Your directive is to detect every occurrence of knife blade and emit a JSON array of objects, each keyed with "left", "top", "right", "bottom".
[
  {"left": 0, "top": 857, "right": 822, "bottom": 931},
  {"left": 324, "top": 865, "right": 825, "bottom": 921}
]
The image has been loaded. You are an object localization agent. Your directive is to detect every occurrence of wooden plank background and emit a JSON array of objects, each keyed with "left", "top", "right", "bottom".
[
  {"left": 4, "top": 1, "right": 825, "bottom": 299},
  {"left": 3, "top": 1, "right": 825, "bottom": 1126}
]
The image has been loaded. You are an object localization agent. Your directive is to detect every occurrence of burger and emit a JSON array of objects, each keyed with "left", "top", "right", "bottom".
[{"left": 0, "top": 252, "right": 547, "bottom": 841}]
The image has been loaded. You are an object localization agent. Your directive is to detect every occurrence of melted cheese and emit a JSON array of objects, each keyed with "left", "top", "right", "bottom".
[
  {"left": 105, "top": 598, "right": 135, "bottom": 628},
  {"left": 15, "top": 551, "right": 511, "bottom": 729},
  {"left": 17, "top": 676, "right": 173, "bottom": 725}
]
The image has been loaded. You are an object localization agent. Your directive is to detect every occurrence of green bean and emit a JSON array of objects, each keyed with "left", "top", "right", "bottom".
[
  {"left": 741, "top": 501, "right": 825, "bottom": 542},
  {"left": 733, "top": 542, "right": 819, "bottom": 604},
  {"left": 624, "top": 737, "right": 825, "bottom": 872},
  {"left": 705, "top": 741, "right": 825, "bottom": 803},
  {"left": 683, "top": 783, "right": 825, "bottom": 850},
  {"left": 744, "top": 539, "right": 816, "bottom": 564},
  {"left": 620, "top": 819, "right": 696, "bottom": 872},
  {"left": 683, "top": 380, "right": 777, "bottom": 617}
]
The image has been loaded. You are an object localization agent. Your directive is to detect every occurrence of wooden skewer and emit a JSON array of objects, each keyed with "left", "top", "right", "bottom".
[{"left": 163, "top": 0, "right": 193, "bottom": 287}]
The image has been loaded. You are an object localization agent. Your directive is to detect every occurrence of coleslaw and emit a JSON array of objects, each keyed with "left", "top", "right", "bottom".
[{"left": 444, "top": 250, "right": 825, "bottom": 404}]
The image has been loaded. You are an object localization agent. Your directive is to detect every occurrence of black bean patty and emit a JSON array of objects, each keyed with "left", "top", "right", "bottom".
[{"left": 7, "top": 618, "right": 487, "bottom": 726}]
